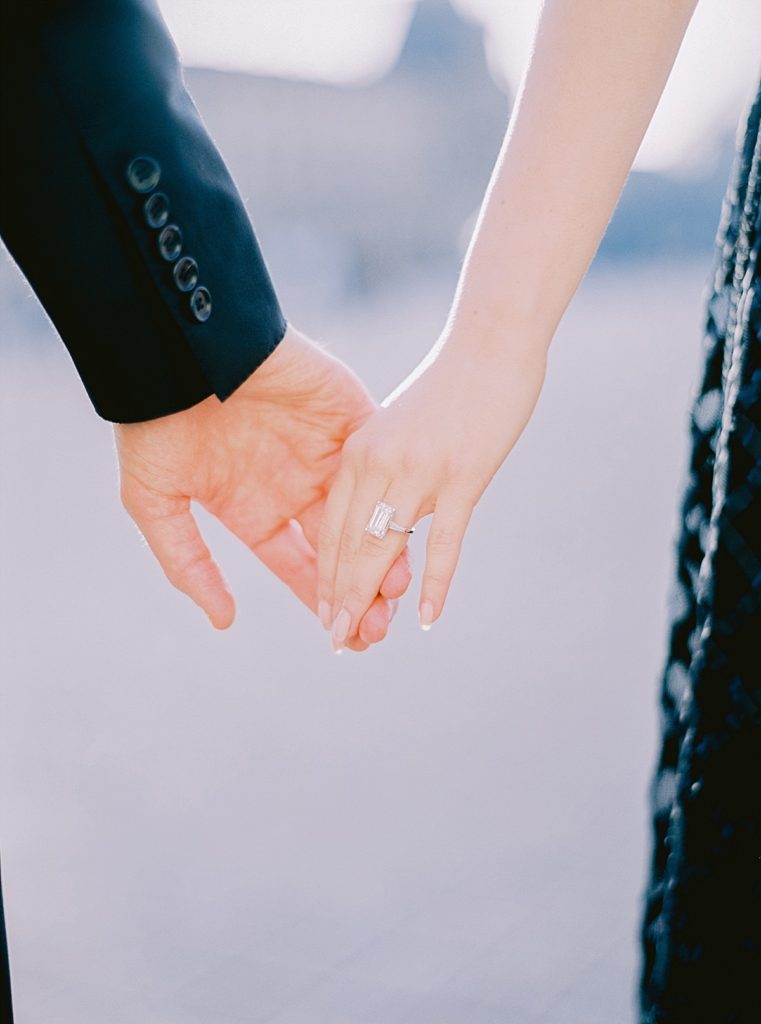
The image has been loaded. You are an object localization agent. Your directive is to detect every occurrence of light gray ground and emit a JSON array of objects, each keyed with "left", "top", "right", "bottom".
[{"left": 1, "top": 259, "right": 706, "bottom": 1023}]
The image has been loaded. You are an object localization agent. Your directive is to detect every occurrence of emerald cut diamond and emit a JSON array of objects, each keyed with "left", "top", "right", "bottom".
[{"left": 365, "top": 501, "right": 396, "bottom": 539}]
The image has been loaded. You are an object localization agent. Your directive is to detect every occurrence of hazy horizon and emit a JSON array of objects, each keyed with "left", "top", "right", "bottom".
[{"left": 160, "top": 0, "right": 761, "bottom": 174}]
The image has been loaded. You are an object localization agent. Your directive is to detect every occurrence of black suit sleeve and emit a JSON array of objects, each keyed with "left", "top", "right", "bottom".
[{"left": 0, "top": 0, "right": 287, "bottom": 423}]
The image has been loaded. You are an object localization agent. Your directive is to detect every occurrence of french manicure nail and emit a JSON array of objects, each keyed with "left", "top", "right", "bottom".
[
  {"left": 332, "top": 608, "right": 351, "bottom": 653},
  {"left": 318, "top": 600, "right": 333, "bottom": 631},
  {"left": 419, "top": 601, "right": 435, "bottom": 631}
]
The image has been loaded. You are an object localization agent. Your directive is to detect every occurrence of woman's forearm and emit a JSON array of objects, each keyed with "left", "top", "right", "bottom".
[
  {"left": 447, "top": 0, "right": 697, "bottom": 357},
  {"left": 318, "top": 0, "right": 700, "bottom": 642}
]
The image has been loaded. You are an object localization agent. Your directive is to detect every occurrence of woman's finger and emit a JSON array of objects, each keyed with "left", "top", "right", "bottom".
[
  {"left": 246, "top": 515, "right": 380, "bottom": 653},
  {"left": 302, "top": 501, "right": 403, "bottom": 644},
  {"left": 418, "top": 491, "right": 473, "bottom": 630},
  {"left": 329, "top": 475, "right": 391, "bottom": 630},
  {"left": 304, "top": 500, "right": 412, "bottom": 607},
  {"left": 332, "top": 491, "right": 419, "bottom": 653},
  {"left": 316, "top": 466, "right": 356, "bottom": 630}
]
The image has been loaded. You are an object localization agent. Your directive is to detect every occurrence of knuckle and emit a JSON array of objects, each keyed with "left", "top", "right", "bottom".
[
  {"left": 338, "top": 539, "right": 359, "bottom": 567},
  {"left": 365, "top": 443, "right": 392, "bottom": 474},
  {"left": 441, "top": 452, "right": 471, "bottom": 477},
  {"left": 399, "top": 448, "right": 423, "bottom": 476},
  {"left": 428, "top": 527, "right": 461, "bottom": 551},
  {"left": 424, "top": 569, "right": 450, "bottom": 590},
  {"left": 441, "top": 457, "right": 467, "bottom": 481},
  {"left": 165, "top": 543, "right": 209, "bottom": 590},
  {"left": 317, "top": 571, "right": 334, "bottom": 596},
  {"left": 363, "top": 534, "right": 392, "bottom": 559},
  {"left": 345, "top": 582, "right": 370, "bottom": 609},
  {"left": 318, "top": 521, "right": 340, "bottom": 552}
]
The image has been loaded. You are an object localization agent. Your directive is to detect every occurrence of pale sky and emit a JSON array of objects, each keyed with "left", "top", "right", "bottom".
[{"left": 160, "top": 0, "right": 761, "bottom": 173}]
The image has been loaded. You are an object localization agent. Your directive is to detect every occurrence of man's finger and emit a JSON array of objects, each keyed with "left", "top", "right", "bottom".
[
  {"left": 125, "top": 491, "right": 235, "bottom": 629},
  {"left": 253, "top": 520, "right": 379, "bottom": 653},
  {"left": 297, "top": 501, "right": 325, "bottom": 550},
  {"left": 251, "top": 520, "right": 319, "bottom": 611},
  {"left": 380, "top": 547, "right": 413, "bottom": 601},
  {"left": 358, "top": 597, "right": 397, "bottom": 646}
]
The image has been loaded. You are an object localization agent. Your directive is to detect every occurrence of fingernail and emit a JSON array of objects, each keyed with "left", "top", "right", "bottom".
[
  {"left": 419, "top": 601, "right": 435, "bottom": 631},
  {"left": 332, "top": 608, "right": 352, "bottom": 653},
  {"left": 318, "top": 600, "right": 333, "bottom": 631}
]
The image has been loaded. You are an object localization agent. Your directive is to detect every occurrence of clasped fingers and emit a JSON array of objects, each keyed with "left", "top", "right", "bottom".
[{"left": 317, "top": 431, "right": 476, "bottom": 653}]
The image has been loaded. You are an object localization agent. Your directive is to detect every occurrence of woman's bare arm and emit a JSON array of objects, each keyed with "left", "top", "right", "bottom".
[
  {"left": 449, "top": 0, "right": 698, "bottom": 356},
  {"left": 319, "top": 0, "right": 698, "bottom": 649}
]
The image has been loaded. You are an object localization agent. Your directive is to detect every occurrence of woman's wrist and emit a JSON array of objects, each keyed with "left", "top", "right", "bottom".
[{"left": 437, "top": 311, "right": 551, "bottom": 385}]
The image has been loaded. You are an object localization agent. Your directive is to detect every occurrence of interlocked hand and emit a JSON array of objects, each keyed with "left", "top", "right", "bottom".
[{"left": 115, "top": 325, "right": 411, "bottom": 650}]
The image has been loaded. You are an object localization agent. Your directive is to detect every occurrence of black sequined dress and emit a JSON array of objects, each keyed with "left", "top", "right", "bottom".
[{"left": 640, "top": 81, "right": 761, "bottom": 1023}]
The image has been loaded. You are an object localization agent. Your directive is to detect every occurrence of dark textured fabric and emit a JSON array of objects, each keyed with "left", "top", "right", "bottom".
[
  {"left": 0, "top": 863, "right": 12, "bottom": 1024},
  {"left": 640, "top": 80, "right": 761, "bottom": 1024},
  {"left": 0, "top": 0, "right": 287, "bottom": 422}
]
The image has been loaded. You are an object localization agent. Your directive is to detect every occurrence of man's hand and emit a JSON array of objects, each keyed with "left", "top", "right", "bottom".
[{"left": 114, "top": 325, "right": 411, "bottom": 651}]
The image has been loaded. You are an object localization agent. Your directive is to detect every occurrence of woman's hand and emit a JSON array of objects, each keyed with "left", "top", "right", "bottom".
[
  {"left": 317, "top": 336, "right": 547, "bottom": 652},
  {"left": 316, "top": 0, "right": 698, "bottom": 654}
]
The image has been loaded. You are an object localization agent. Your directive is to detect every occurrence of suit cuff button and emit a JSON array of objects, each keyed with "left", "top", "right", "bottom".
[
  {"left": 144, "top": 192, "right": 170, "bottom": 229},
  {"left": 173, "top": 257, "right": 199, "bottom": 293},
  {"left": 126, "top": 156, "right": 161, "bottom": 193},
  {"left": 190, "top": 286, "right": 212, "bottom": 323},
  {"left": 158, "top": 224, "right": 183, "bottom": 262}
]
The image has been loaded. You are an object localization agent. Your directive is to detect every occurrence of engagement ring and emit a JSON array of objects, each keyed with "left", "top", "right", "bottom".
[{"left": 365, "top": 501, "right": 415, "bottom": 540}]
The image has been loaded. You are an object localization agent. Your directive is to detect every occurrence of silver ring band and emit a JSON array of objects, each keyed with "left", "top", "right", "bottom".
[{"left": 388, "top": 521, "right": 415, "bottom": 535}]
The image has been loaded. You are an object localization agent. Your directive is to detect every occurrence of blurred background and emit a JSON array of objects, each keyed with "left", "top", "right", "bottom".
[{"left": 1, "top": 1, "right": 759, "bottom": 1021}]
